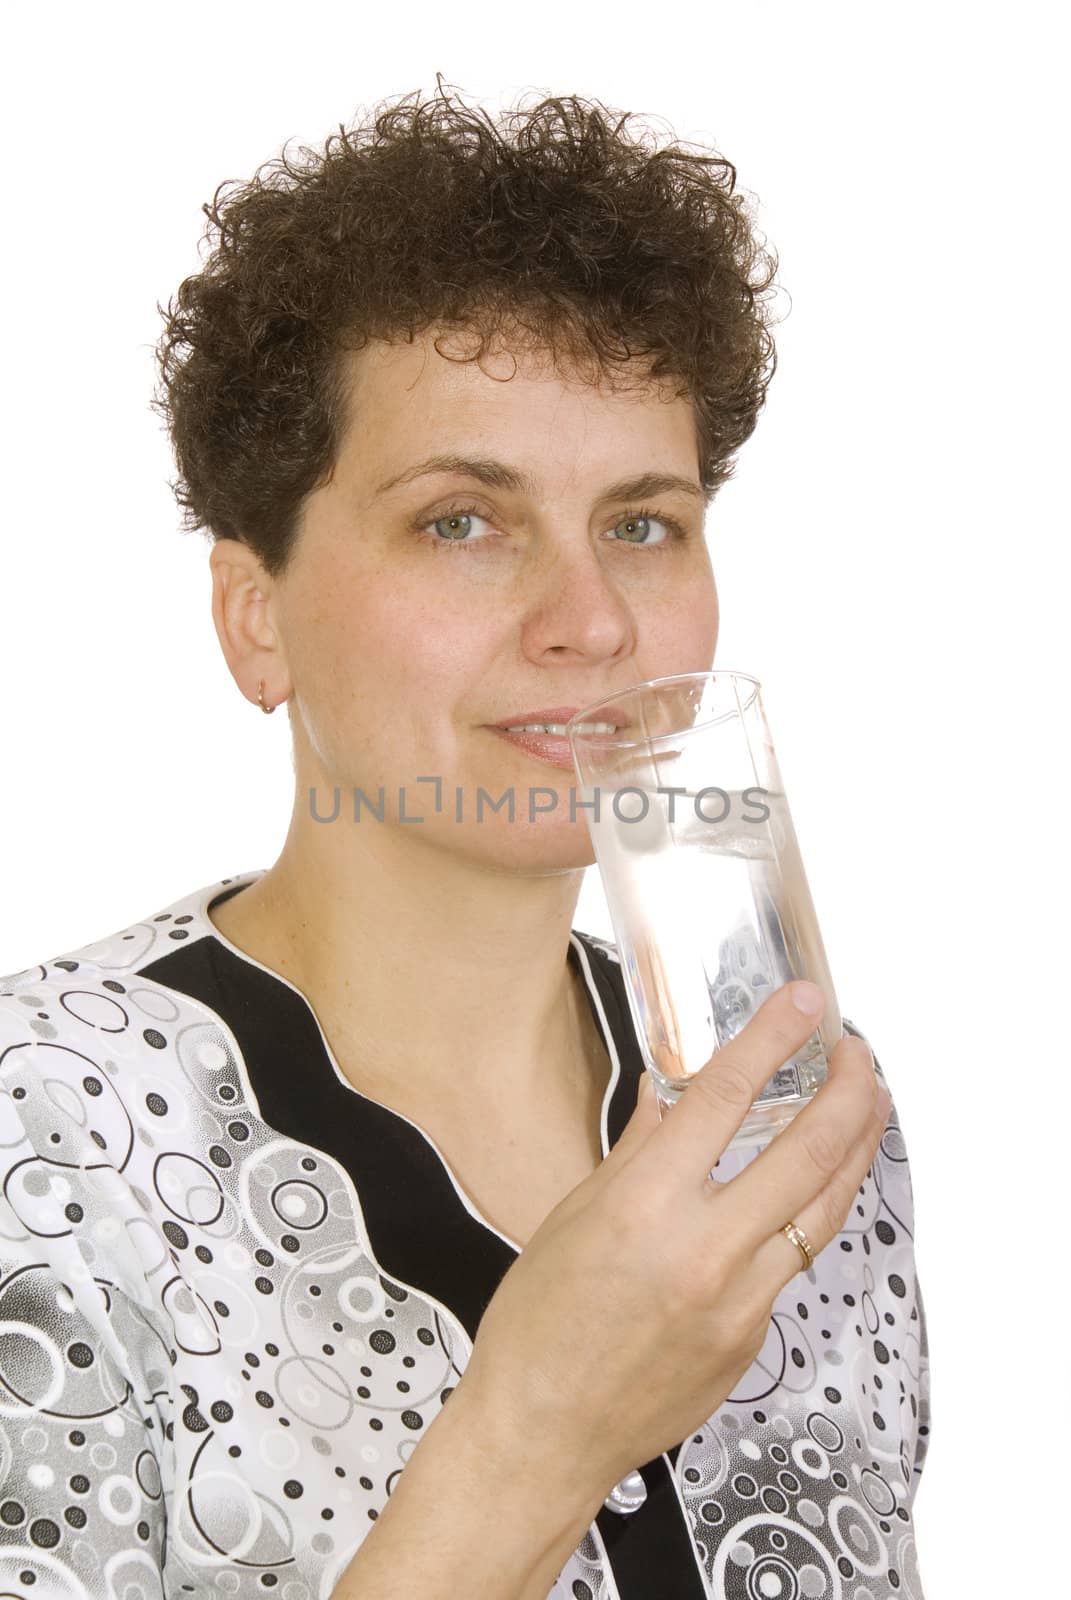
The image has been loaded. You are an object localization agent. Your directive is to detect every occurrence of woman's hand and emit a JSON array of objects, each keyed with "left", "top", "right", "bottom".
[{"left": 458, "top": 981, "right": 891, "bottom": 1504}]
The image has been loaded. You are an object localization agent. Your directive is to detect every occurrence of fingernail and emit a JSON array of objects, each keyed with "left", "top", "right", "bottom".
[{"left": 791, "top": 981, "right": 824, "bottom": 1015}]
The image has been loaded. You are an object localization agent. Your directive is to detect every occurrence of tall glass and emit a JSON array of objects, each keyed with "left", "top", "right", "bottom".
[{"left": 566, "top": 671, "right": 841, "bottom": 1150}]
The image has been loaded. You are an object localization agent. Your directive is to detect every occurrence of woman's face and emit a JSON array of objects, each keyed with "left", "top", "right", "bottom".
[{"left": 262, "top": 324, "right": 719, "bottom": 871}]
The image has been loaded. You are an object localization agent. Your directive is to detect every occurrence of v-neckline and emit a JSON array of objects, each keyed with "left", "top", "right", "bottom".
[
  {"left": 197, "top": 872, "right": 630, "bottom": 1257},
  {"left": 133, "top": 873, "right": 714, "bottom": 1588}
]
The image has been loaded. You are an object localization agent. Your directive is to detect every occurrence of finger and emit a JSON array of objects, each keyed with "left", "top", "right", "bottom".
[
  {"left": 709, "top": 1033, "right": 883, "bottom": 1252},
  {"left": 601, "top": 1073, "right": 661, "bottom": 1174},
  {"left": 753, "top": 1077, "right": 892, "bottom": 1287},
  {"left": 639, "top": 981, "right": 828, "bottom": 1182}
]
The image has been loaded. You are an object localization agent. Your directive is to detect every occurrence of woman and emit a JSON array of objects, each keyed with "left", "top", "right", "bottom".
[{"left": 0, "top": 83, "right": 929, "bottom": 1598}]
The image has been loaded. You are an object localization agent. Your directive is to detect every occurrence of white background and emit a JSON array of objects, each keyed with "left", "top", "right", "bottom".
[{"left": 2, "top": 4, "right": 1066, "bottom": 1592}]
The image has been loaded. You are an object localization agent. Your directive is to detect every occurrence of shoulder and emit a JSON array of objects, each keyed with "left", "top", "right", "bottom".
[
  {"left": 2, "top": 867, "right": 263, "bottom": 993},
  {"left": 0, "top": 878, "right": 261, "bottom": 1350},
  {"left": 0, "top": 875, "right": 257, "bottom": 1027},
  {"left": 0, "top": 932, "right": 183, "bottom": 1592},
  {"left": 0, "top": 895, "right": 113, "bottom": 1124},
  {"left": 0, "top": 870, "right": 264, "bottom": 1243}
]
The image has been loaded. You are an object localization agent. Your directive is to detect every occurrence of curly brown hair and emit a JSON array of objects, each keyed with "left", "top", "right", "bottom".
[{"left": 153, "top": 77, "right": 780, "bottom": 578}]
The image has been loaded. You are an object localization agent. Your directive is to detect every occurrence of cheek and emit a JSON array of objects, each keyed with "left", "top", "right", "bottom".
[
  {"left": 647, "top": 564, "right": 719, "bottom": 657},
  {"left": 693, "top": 570, "right": 719, "bottom": 651},
  {"left": 365, "top": 576, "right": 496, "bottom": 689},
  {"left": 292, "top": 568, "right": 489, "bottom": 733}
]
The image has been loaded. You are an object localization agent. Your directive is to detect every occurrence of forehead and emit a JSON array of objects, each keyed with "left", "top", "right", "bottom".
[{"left": 338, "top": 322, "right": 695, "bottom": 457}]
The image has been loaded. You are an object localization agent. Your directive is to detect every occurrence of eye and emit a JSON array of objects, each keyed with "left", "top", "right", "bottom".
[
  {"left": 417, "top": 505, "right": 497, "bottom": 548},
  {"left": 413, "top": 501, "right": 689, "bottom": 551},
  {"left": 607, "top": 508, "right": 682, "bottom": 546}
]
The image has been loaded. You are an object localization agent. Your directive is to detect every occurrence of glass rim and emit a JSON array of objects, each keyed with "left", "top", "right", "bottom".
[{"left": 566, "top": 669, "right": 763, "bottom": 750}]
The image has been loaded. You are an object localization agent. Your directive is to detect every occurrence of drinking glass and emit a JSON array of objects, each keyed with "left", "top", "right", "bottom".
[{"left": 566, "top": 670, "right": 841, "bottom": 1150}]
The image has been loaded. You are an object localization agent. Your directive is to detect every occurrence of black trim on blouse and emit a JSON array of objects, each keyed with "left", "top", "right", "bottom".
[{"left": 139, "top": 903, "right": 706, "bottom": 1597}]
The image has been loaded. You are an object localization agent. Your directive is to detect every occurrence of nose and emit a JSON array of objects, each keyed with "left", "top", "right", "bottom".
[{"left": 517, "top": 538, "right": 637, "bottom": 665}]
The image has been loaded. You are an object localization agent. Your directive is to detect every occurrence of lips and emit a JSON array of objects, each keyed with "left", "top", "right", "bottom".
[
  {"left": 490, "top": 703, "right": 629, "bottom": 731},
  {"left": 486, "top": 726, "right": 587, "bottom": 770},
  {"left": 491, "top": 706, "right": 582, "bottom": 729}
]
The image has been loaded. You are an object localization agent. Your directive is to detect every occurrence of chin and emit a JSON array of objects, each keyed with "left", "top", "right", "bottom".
[{"left": 436, "top": 816, "right": 597, "bottom": 875}]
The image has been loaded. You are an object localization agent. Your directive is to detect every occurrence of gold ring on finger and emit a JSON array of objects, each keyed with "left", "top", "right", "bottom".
[{"left": 780, "top": 1220, "right": 814, "bottom": 1271}]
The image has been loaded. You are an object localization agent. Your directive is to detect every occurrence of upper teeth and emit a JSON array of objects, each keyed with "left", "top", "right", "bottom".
[{"left": 504, "top": 721, "right": 617, "bottom": 735}]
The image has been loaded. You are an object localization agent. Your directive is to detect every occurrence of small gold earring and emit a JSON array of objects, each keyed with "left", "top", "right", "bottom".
[{"left": 257, "top": 678, "right": 276, "bottom": 715}]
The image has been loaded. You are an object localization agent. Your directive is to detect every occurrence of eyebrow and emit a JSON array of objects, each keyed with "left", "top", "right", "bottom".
[{"left": 375, "top": 453, "right": 709, "bottom": 505}]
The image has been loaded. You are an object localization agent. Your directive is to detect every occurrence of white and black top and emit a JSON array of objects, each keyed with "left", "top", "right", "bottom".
[{"left": 0, "top": 868, "right": 931, "bottom": 1599}]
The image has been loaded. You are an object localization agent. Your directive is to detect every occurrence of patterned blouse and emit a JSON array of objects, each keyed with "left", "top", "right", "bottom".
[{"left": 0, "top": 868, "right": 930, "bottom": 1598}]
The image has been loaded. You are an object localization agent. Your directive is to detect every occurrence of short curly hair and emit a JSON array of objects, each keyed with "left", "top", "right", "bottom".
[{"left": 153, "top": 78, "right": 780, "bottom": 577}]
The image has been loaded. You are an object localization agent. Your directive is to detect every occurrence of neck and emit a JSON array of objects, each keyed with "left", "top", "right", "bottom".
[{"left": 209, "top": 795, "right": 603, "bottom": 1117}]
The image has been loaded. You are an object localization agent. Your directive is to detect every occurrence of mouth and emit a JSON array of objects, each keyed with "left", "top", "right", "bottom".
[
  {"left": 497, "top": 719, "right": 620, "bottom": 736},
  {"left": 486, "top": 724, "right": 619, "bottom": 771},
  {"left": 489, "top": 702, "right": 630, "bottom": 734},
  {"left": 484, "top": 703, "right": 629, "bottom": 770}
]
